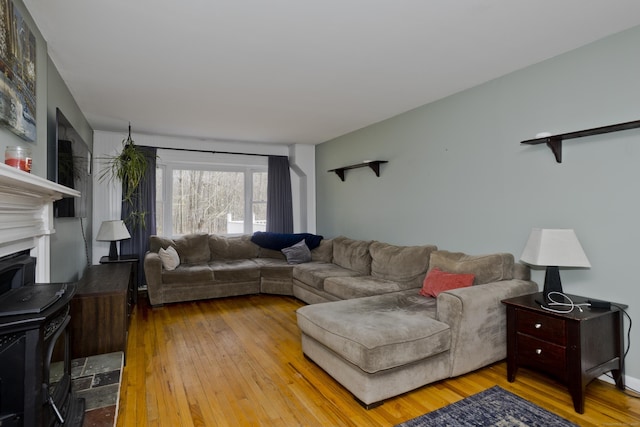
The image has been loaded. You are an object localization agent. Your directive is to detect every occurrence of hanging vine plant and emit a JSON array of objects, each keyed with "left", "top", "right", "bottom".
[{"left": 99, "top": 124, "right": 151, "bottom": 228}]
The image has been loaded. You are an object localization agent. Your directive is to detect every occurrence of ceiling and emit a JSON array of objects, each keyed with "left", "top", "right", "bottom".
[{"left": 23, "top": 1, "right": 640, "bottom": 145}]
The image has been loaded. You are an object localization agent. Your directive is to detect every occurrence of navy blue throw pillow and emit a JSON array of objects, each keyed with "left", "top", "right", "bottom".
[{"left": 251, "top": 232, "right": 323, "bottom": 250}]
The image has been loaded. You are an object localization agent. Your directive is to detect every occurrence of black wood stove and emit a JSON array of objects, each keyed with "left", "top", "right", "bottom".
[{"left": 0, "top": 251, "right": 84, "bottom": 426}]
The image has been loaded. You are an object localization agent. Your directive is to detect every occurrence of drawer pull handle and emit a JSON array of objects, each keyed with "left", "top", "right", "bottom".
[
  {"left": 534, "top": 323, "right": 542, "bottom": 329},
  {"left": 536, "top": 349, "right": 542, "bottom": 355}
]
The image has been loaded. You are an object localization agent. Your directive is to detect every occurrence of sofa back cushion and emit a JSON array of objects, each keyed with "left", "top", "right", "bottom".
[
  {"left": 332, "top": 237, "right": 372, "bottom": 275},
  {"left": 370, "top": 242, "right": 437, "bottom": 287},
  {"left": 173, "top": 233, "right": 211, "bottom": 265},
  {"left": 257, "top": 247, "right": 286, "bottom": 260},
  {"left": 150, "top": 234, "right": 211, "bottom": 265},
  {"left": 311, "top": 238, "right": 333, "bottom": 263},
  {"left": 149, "top": 235, "right": 175, "bottom": 253},
  {"left": 209, "top": 234, "right": 259, "bottom": 260},
  {"left": 428, "top": 250, "right": 513, "bottom": 285}
]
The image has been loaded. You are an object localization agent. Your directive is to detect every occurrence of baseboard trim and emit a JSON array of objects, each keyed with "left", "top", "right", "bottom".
[{"left": 598, "top": 373, "right": 640, "bottom": 394}]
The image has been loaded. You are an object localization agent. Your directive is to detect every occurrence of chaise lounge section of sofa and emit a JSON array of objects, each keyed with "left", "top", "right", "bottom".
[{"left": 296, "top": 250, "right": 537, "bottom": 407}]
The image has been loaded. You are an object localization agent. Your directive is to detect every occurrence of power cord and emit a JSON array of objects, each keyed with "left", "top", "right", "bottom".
[
  {"left": 79, "top": 216, "right": 90, "bottom": 267},
  {"left": 536, "top": 292, "right": 590, "bottom": 314},
  {"left": 606, "top": 303, "right": 639, "bottom": 398}
]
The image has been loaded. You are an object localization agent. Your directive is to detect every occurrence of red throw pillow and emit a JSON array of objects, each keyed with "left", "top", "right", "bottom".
[{"left": 419, "top": 267, "right": 475, "bottom": 297}]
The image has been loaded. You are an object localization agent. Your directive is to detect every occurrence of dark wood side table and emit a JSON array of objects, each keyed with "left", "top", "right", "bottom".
[
  {"left": 100, "top": 254, "right": 139, "bottom": 304},
  {"left": 70, "top": 263, "right": 132, "bottom": 362},
  {"left": 502, "top": 292, "right": 626, "bottom": 413}
]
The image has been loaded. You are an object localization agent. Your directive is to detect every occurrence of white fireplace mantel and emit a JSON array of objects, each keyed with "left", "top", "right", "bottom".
[{"left": 0, "top": 163, "right": 79, "bottom": 282}]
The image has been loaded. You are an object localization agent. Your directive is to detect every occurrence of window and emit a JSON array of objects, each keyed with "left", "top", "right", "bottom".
[{"left": 155, "top": 154, "right": 267, "bottom": 236}]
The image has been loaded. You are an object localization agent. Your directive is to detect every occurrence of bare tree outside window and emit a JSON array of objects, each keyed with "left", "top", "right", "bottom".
[
  {"left": 156, "top": 164, "right": 268, "bottom": 236},
  {"left": 172, "top": 170, "right": 244, "bottom": 234}
]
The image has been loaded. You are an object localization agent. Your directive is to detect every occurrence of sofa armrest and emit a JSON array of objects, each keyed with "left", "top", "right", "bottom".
[
  {"left": 144, "top": 251, "right": 164, "bottom": 306},
  {"left": 436, "top": 279, "right": 538, "bottom": 377}
]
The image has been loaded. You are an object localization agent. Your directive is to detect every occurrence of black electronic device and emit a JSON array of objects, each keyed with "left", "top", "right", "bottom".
[{"left": 588, "top": 299, "right": 611, "bottom": 310}]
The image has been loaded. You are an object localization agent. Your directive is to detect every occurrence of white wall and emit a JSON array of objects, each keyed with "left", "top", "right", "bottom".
[
  {"left": 92, "top": 130, "right": 315, "bottom": 264},
  {"left": 289, "top": 144, "right": 316, "bottom": 233},
  {"left": 316, "top": 26, "right": 640, "bottom": 383}
]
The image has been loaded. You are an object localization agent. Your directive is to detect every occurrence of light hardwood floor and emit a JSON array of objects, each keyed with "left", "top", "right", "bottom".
[{"left": 116, "top": 294, "right": 640, "bottom": 426}]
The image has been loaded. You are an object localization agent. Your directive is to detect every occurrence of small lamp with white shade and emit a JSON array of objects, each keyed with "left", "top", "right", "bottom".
[
  {"left": 96, "top": 220, "right": 131, "bottom": 260},
  {"left": 520, "top": 228, "right": 591, "bottom": 301}
]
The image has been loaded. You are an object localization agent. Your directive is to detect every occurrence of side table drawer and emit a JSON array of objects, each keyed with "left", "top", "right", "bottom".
[
  {"left": 516, "top": 308, "right": 566, "bottom": 345},
  {"left": 517, "top": 333, "right": 566, "bottom": 379}
]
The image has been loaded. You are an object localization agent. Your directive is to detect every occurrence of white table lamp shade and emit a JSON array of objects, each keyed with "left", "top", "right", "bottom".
[
  {"left": 96, "top": 220, "right": 131, "bottom": 260},
  {"left": 520, "top": 228, "right": 591, "bottom": 268},
  {"left": 96, "top": 220, "right": 131, "bottom": 242}
]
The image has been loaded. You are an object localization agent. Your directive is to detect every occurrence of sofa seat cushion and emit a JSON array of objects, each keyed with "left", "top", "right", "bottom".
[
  {"left": 292, "top": 262, "right": 361, "bottom": 291},
  {"left": 208, "top": 259, "right": 260, "bottom": 282},
  {"left": 296, "top": 290, "right": 450, "bottom": 373},
  {"left": 162, "top": 264, "right": 214, "bottom": 284},
  {"left": 252, "top": 258, "right": 290, "bottom": 267},
  {"left": 324, "top": 276, "right": 408, "bottom": 300},
  {"left": 253, "top": 258, "right": 293, "bottom": 280}
]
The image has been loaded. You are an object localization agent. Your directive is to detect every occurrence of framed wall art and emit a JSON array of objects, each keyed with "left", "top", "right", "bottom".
[{"left": 0, "top": 0, "right": 36, "bottom": 141}]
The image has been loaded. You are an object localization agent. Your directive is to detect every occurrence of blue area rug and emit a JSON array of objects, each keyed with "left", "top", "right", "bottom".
[{"left": 396, "top": 386, "right": 578, "bottom": 427}]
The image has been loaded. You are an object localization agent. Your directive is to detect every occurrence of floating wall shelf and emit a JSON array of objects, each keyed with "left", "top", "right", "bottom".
[
  {"left": 328, "top": 160, "right": 388, "bottom": 181},
  {"left": 520, "top": 119, "right": 640, "bottom": 163}
]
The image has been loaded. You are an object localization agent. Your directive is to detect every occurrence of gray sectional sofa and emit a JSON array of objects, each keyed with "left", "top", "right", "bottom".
[
  {"left": 143, "top": 233, "right": 537, "bottom": 407},
  {"left": 144, "top": 234, "right": 436, "bottom": 306}
]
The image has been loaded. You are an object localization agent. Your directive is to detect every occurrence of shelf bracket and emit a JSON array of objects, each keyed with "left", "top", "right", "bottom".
[
  {"left": 368, "top": 162, "right": 382, "bottom": 177},
  {"left": 547, "top": 137, "right": 562, "bottom": 163}
]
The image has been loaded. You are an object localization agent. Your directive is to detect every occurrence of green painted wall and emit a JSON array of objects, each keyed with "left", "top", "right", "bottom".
[{"left": 317, "top": 25, "right": 640, "bottom": 381}]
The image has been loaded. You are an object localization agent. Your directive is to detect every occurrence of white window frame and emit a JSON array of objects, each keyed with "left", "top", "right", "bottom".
[{"left": 156, "top": 150, "right": 267, "bottom": 236}]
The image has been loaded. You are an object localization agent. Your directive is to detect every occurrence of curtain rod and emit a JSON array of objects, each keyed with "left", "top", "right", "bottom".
[{"left": 156, "top": 146, "right": 286, "bottom": 158}]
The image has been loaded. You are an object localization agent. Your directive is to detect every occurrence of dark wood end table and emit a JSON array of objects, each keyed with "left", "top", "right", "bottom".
[
  {"left": 71, "top": 263, "right": 132, "bottom": 361},
  {"left": 100, "top": 254, "right": 139, "bottom": 304},
  {"left": 502, "top": 292, "right": 626, "bottom": 414}
]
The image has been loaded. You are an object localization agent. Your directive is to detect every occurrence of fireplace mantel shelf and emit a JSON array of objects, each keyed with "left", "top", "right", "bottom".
[
  {"left": 0, "top": 163, "right": 79, "bottom": 280},
  {"left": 0, "top": 163, "right": 79, "bottom": 199}
]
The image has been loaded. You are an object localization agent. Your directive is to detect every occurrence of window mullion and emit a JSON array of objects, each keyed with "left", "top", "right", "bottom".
[
  {"left": 244, "top": 169, "right": 252, "bottom": 234},
  {"left": 164, "top": 164, "right": 173, "bottom": 236}
]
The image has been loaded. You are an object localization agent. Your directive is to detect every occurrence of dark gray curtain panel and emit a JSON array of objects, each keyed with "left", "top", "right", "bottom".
[
  {"left": 120, "top": 146, "right": 157, "bottom": 287},
  {"left": 266, "top": 156, "right": 293, "bottom": 233}
]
